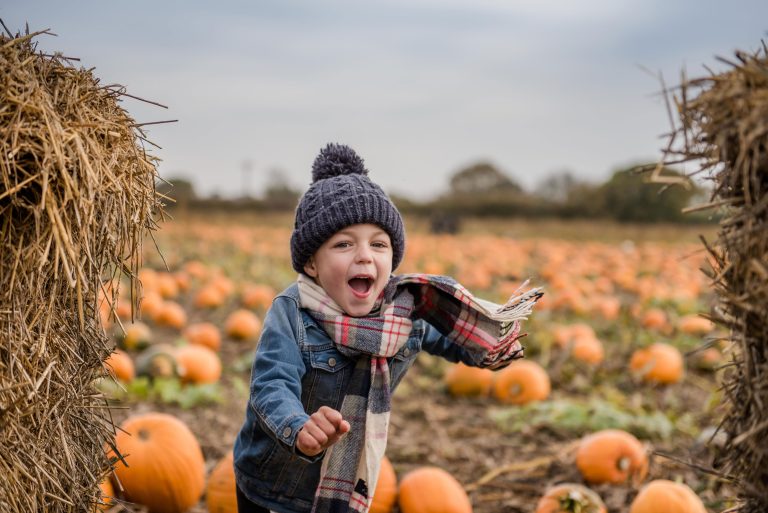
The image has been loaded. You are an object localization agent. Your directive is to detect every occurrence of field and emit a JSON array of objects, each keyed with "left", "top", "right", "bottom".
[{"left": 100, "top": 213, "right": 728, "bottom": 513}]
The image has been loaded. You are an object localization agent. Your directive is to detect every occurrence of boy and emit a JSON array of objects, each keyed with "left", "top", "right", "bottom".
[{"left": 233, "top": 143, "right": 540, "bottom": 513}]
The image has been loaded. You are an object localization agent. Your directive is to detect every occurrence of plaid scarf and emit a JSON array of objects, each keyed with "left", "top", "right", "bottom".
[{"left": 298, "top": 273, "right": 542, "bottom": 513}]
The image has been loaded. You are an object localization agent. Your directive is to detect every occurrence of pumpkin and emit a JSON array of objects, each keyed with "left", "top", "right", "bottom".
[
  {"left": 592, "top": 296, "right": 620, "bottom": 321},
  {"left": 174, "top": 344, "right": 222, "bottom": 384},
  {"left": 194, "top": 285, "right": 226, "bottom": 309},
  {"left": 370, "top": 456, "right": 397, "bottom": 513},
  {"left": 640, "top": 308, "right": 669, "bottom": 331},
  {"left": 135, "top": 344, "right": 181, "bottom": 379},
  {"left": 491, "top": 360, "right": 551, "bottom": 405},
  {"left": 571, "top": 336, "right": 604, "bottom": 365},
  {"left": 693, "top": 347, "right": 722, "bottom": 370},
  {"left": 139, "top": 290, "right": 165, "bottom": 321},
  {"left": 629, "top": 480, "right": 707, "bottom": 513},
  {"left": 206, "top": 452, "right": 236, "bottom": 513},
  {"left": 105, "top": 349, "right": 135, "bottom": 383},
  {"left": 155, "top": 301, "right": 187, "bottom": 330},
  {"left": 184, "top": 322, "right": 222, "bottom": 351},
  {"left": 138, "top": 268, "right": 160, "bottom": 293},
  {"left": 117, "top": 321, "right": 153, "bottom": 351},
  {"left": 113, "top": 413, "right": 205, "bottom": 513},
  {"left": 535, "top": 483, "right": 606, "bottom": 513},
  {"left": 677, "top": 314, "right": 714, "bottom": 335},
  {"left": 553, "top": 323, "right": 595, "bottom": 348},
  {"left": 444, "top": 363, "right": 494, "bottom": 397},
  {"left": 225, "top": 309, "right": 262, "bottom": 341},
  {"left": 575, "top": 429, "right": 648, "bottom": 485},
  {"left": 157, "top": 272, "right": 180, "bottom": 299},
  {"left": 184, "top": 260, "right": 209, "bottom": 280},
  {"left": 115, "top": 299, "right": 133, "bottom": 320},
  {"left": 629, "top": 343, "right": 684, "bottom": 384},
  {"left": 96, "top": 475, "right": 114, "bottom": 511},
  {"left": 398, "top": 466, "right": 472, "bottom": 513},
  {"left": 241, "top": 283, "right": 276, "bottom": 311}
]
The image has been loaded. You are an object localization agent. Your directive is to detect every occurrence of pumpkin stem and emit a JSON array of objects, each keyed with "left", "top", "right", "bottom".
[
  {"left": 137, "top": 428, "right": 150, "bottom": 441},
  {"left": 617, "top": 456, "right": 631, "bottom": 473},
  {"left": 509, "top": 383, "right": 522, "bottom": 396}
]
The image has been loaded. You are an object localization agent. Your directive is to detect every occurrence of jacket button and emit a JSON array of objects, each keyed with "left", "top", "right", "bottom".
[
  {"left": 282, "top": 427, "right": 292, "bottom": 438},
  {"left": 328, "top": 357, "right": 337, "bottom": 367},
  {"left": 403, "top": 348, "right": 411, "bottom": 356}
]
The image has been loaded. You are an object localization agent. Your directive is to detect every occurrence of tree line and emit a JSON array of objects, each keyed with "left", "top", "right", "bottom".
[{"left": 159, "top": 161, "right": 715, "bottom": 224}]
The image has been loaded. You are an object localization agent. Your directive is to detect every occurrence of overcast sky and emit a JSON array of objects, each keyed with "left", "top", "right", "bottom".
[{"left": 4, "top": 1, "right": 767, "bottom": 199}]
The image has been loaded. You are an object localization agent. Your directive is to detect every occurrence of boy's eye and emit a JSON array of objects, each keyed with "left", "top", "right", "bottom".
[
  {"left": 333, "top": 241, "right": 352, "bottom": 248},
  {"left": 372, "top": 241, "right": 389, "bottom": 248}
]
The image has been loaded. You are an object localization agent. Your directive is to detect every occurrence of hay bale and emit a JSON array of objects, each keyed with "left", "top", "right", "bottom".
[
  {"left": 0, "top": 28, "right": 163, "bottom": 511},
  {"left": 655, "top": 43, "right": 768, "bottom": 512}
]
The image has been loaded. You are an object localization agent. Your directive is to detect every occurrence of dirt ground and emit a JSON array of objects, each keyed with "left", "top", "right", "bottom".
[{"left": 106, "top": 325, "right": 728, "bottom": 513}]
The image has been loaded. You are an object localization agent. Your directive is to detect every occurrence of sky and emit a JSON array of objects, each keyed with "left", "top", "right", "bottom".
[{"left": 3, "top": 1, "right": 767, "bottom": 199}]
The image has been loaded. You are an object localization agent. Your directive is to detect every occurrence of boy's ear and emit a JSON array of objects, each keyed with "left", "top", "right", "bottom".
[{"left": 303, "top": 257, "right": 318, "bottom": 278}]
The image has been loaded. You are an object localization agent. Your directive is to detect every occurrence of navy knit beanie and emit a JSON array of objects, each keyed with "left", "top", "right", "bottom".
[{"left": 290, "top": 143, "right": 405, "bottom": 274}]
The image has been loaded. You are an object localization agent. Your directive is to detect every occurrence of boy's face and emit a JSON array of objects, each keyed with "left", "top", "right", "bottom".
[{"left": 303, "top": 223, "right": 393, "bottom": 317}]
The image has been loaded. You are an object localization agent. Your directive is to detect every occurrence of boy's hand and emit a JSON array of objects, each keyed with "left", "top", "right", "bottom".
[{"left": 296, "top": 406, "right": 351, "bottom": 457}]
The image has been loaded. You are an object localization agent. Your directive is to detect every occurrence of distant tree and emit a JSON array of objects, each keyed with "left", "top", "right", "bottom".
[
  {"left": 449, "top": 162, "right": 522, "bottom": 196},
  {"left": 597, "top": 165, "right": 699, "bottom": 222},
  {"left": 534, "top": 170, "right": 580, "bottom": 202},
  {"left": 156, "top": 176, "right": 196, "bottom": 207},
  {"left": 263, "top": 169, "right": 300, "bottom": 210}
]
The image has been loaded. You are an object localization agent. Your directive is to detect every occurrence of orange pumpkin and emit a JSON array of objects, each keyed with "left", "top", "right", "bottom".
[
  {"left": 183, "top": 260, "right": 209, "bottom": 280},
  {"left": 398, "top": 466, "right": 472, "bottom": 513},
  {"left": 630, "top": 343, "right": 684, "bottom": 384},
  {"left": 175, "top": 344, "right": 222, "bottom": 385},
  {"left": 194, "top": 285, "right": 226, "bottom": 309},
  {"left": 492, "top": 360, "right": 551, "bottom": 405},
  {"left": 575, "top": 429, "right": 648, "bottom": 485},
  {"left": 241, "top": 283, "right": 276, "bottom": 311},
  {"left": 206, "top": 452, "right": 236, "bottom": 513},
  {"left": 677, "top": 314, "right": 714, "bottom": 335},
  {"left": 96, "top": 475, "right": 114, "bottom": 511},
  {"left": 139, "top": 290, "right": 165, "bottom": 321},
  {"left": 105, "top": 349, "right": 135, "bottom": 383},
  {"left": 155, "top": 301, "right": 187, "bottom": 330},
  {"left": 370, "top": 456, "right": 397, "bottom": 513},
  {"left": 117, "top": 321, "right": 153, "bottom": 351},
  {"left": 640, "top": 308, "right": 669, "bottom": 331},
  {"left": 629, "top": 480, "right": 707, "bottom": 513},
  {"left": 225, "top": 309, "right": 262, "bottom": 341},
  {"left": 157, "top": 272, "right": 180, "bottom": 299},
  {"left": 184, "top": 322, "right": 222, "bottom": 351},
  {"left": 444, "top": 363, "right": 494, "bottom": 397},
  {"left": 553, "top": 323, "right": 596, "bottom": 348},
  {"left": 571, "top": 336, "right": 605, "bottom": 365},
  {"left": 113, "top": 413, "right": 205, "bottom": 513},
  {"left": 535, "top": 483, "right": 606, "bottom": 513}
]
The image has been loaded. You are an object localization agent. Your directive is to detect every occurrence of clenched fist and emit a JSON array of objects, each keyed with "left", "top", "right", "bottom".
[{"left": 296, "top": 406, "right": 351, "bottom": 457}]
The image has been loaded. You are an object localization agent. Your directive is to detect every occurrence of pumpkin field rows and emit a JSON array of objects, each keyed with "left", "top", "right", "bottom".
[{"left": 99, "top": 215, "right": 726, "bottom": 513}]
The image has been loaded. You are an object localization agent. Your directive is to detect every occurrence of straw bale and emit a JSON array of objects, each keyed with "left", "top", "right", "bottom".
[
  {"left": 655, "top": 44, "right": 768, "bottom": 512},
  {"left": 1, "top": 28, "right": 163, "bottom": 511}
]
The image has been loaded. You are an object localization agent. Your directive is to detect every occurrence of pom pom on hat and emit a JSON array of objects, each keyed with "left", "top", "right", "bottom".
[{"left": 311, "top": 143, "right": 368, "bottom": 183}]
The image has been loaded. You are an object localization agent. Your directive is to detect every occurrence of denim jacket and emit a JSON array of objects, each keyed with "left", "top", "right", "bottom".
[{"left": 233, "top": 282, "right": 482, "bottom": 513}]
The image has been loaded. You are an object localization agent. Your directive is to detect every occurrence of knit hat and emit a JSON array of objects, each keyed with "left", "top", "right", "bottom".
[{"left": 290, "top": 143, "right": 405, "bottom": 274}]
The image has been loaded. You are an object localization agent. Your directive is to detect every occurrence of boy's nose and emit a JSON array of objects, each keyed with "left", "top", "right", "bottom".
[{"left": 355, "top": 245, "right": 373, "bottom": 263}]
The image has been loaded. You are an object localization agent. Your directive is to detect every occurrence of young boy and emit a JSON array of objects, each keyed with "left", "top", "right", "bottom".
[{"left": 233, "top": 144, "right": 540, "bottom": 513}]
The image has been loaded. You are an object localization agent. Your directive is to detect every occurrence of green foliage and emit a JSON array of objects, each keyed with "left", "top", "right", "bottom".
[
  {"left": 490, "top": 397, "right": 676, "bottom": 440},
  {"left": 98, "top": 376, "right": 224, "bottom": 409},
  {"left": 449, "top": 162, "right": 522, "bottom": 195},
  {"left": 595, "top": 166, "right": 698, "bottom": 223}
]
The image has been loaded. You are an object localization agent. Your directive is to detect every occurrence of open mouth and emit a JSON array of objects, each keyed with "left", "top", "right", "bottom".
[{"left": 347, "top": 275, "right": 374, "bottom": 298}]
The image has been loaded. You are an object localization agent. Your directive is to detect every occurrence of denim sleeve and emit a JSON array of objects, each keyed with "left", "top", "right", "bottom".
[
  {"left": 249, "top": 296, "right": 316, "bottom": 460},
  {"left": 420, "top": 321, "right": 484, "bottom": 366}
]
